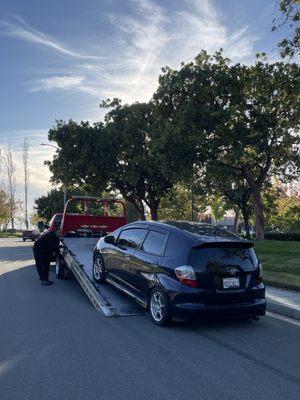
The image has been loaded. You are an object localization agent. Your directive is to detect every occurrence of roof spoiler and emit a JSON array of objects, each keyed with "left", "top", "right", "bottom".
[{"left": 193, "top": 241, "right": 254, "bottom": 249}]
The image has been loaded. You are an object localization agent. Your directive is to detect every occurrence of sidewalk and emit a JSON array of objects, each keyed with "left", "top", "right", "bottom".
[{"left": 266, "top": 286, "right": 300, "bottom": 321}]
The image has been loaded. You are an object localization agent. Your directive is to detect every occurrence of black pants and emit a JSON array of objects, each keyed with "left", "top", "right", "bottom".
[{"left": 33, "top": 247, "right": 51, "bottom": 280}]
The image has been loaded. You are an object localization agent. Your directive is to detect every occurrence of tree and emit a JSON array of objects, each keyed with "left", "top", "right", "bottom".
[
  {"left": 154, "top": 51, "right": 300, "bottom": 239},
  {"left": 264, "top": 181, "right": 300, "bottom": 230},
  {"left": 198, "top": 165, "right": 253, "bottom": 237},
  {"left": 159, "top": 184, "right": 205, "bottom": 221},
  {"left": 103, "top": 100, "right": 183, "bottom": 220},
  {"left": 0, "top": 189, "right": 10, "bottom": 229},
  {"left": 272, "top": 0, "right": 300, "bottom": 58},
  {"left": 34, "top": 187, "right": 86, "bottom": 221},
  {"left": 23, "top": 137, "right": 29, "bottom": 229},
  {"left": 46, "top": 120, "right": 113, "bottom": 192},
  {"left": 2, "top": 146, "right": 17, "bottom": 230},
  {"left": 46, "top": 102, "right": 185, "bottom": 221},
  {"left": 274, "top": 195, "right": 300, "bottom": 230}
]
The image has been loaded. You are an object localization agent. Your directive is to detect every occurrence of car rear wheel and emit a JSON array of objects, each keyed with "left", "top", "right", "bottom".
[
  {"left": 93, "top": 255, "right": 106, "bottom": 283},
  {"left": 149, "top": 287, "right": 171, "bottom": 326}
]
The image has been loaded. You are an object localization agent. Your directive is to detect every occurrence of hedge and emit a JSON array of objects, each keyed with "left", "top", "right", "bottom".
[{"left": 264, "top": 232, "right": 300, "bottom": 241}]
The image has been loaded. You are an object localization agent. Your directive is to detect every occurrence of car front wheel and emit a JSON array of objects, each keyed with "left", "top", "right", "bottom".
[
  {"left": 149, "top": 287, "right": 171, "bottom": 326},
  {"left": 93, "top": 255, "right": 106, "bottom": 283}
]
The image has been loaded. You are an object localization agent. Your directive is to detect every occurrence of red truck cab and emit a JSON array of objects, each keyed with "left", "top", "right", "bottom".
[{"left": 49, "top": 197, "right": 127, "bottom": 238}]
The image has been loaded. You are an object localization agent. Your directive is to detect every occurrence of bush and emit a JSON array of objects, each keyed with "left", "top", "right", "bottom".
[{"left": 264, "top": 231, "right": 300, "bottom": 241}]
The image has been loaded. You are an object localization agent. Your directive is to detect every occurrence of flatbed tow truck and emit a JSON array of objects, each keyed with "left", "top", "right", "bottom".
[{"left": 54, "top": 196, "right": 143, "bottom": 317}]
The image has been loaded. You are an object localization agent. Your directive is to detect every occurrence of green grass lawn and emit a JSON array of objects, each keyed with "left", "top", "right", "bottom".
[
  {"left": 254, "top": 240, "right": 300, "bottom": 291},
  {"left": 0, "top": 232, "right": 22, "bottom": 238}
]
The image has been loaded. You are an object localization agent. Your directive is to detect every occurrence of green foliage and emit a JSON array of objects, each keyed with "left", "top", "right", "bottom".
[
  {"left": 46, "top": 119, "right": 114, "bottom": 192},
  {"left": 272, "top": 0, "right": 300, "bottom": 58},
  {"left": 154, "top": 50, "right": 300, "bottom": 238},
  {"left": 269, "top": 195, "right": 300, "bottom": 230},
  {"left": 264, "top": 231, "right": 300, "bottom": 241},
  {"left": 34, "top": 187, "right": 86, "bottom": 221},
  {"left": 43, "top": 51, "right": 300, "bottom": 238},
  {"left": 34, "top": 189, "right": 65, "bottom": 220},
  {"left": 0, "top": 189, "right": 10, "bottom": 227},
  {"left": 104, "top": 101, "right": 186, "bottom": 219},
  {"left": 208, "top": 195, "right": 228, "bottom": 222},
  {"left": 159, "top": 185, "right": 196, "bottom": 221}
]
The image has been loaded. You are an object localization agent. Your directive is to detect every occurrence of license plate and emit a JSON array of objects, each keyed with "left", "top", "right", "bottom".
[{"left": 223, "top": 277, "right": 240, "bottom": 289}]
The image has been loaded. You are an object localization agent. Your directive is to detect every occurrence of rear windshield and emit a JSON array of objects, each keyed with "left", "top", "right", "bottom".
[{"left": 189, "top": 247, "right": 257, "bottom": 271}]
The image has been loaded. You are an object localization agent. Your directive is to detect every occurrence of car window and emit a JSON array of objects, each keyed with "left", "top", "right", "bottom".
[
  {"left": 164, "top": 232, "right": 183, "bottom": 256},
  {"left": 117, "top": 228, "right": 146, "bottom": 249},
  {"left": 188, "top": 247, "right": 254, "bottom": 271},
  {"left": 141, "top": 230, "right": 166, "bottom": 255}
]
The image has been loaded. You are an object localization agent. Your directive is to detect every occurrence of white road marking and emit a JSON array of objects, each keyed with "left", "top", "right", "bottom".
[{"left": 267, "top": 311, "right": 300, "bottom": 327}]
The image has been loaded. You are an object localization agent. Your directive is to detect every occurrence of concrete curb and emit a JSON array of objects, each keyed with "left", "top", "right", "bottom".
[{"left": 266, "top": 299, "right": 300, "bottom": 321}]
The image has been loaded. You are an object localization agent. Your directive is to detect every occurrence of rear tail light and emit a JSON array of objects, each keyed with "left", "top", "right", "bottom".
[
  {"left": 256, "top": 263, "right": 263, "bottom": 285},
  {"left": 175, "top": 265, "right": 198, "bottom": 288}
]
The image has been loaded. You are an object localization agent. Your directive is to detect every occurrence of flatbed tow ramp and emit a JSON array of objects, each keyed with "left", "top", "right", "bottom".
[{"left": 56, "top": 197, "right": 144, "bottom": 317}]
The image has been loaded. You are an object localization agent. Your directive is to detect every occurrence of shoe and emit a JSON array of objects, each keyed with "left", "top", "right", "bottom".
[{"left": 41, "top": 279, "right": 54, "bottom": 286}]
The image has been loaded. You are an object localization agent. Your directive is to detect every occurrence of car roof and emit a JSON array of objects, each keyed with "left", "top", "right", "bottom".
[{"left": 123, "top": 220, "right": 249, "bottom": 246}]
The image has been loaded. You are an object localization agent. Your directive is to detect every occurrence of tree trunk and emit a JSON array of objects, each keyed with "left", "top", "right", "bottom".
[
  {"left": 132, "top": 200, "right": 145, "bottom": 221},
  {"left": 233, "top": 208, "right": 240, "bottom": 234},
  {"left": 241, "top": 209, "right": 251, "bottom": 240},
  {"left": 242, "top": 161, "right": 270, "bottom": 241},
  {"left": 10, "top": 200, "right": 14, "bottom": 230},
  {"left": 251, "top": 188, "right": 265, "bottom": 240},
  {"left": 122, "top": 194, "right": 145, "bottom": 221},
  {"left": 253, "top": 192, "right": 265, "bottom": 240},
  {"left": 150, "top": 206, "right": 159, "bottom": 221}
]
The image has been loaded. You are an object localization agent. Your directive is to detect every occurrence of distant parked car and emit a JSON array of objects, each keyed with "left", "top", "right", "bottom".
[
  {"left": 22, "top": 229, "right": 39, "bottom": 242},
  {"left": 93, "top": 221, "right": 266, "bottom": 326}
]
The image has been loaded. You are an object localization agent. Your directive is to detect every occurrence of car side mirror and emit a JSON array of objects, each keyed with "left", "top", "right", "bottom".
[{"left": 104, "top": 235, "right": 115, "bottom": 245}]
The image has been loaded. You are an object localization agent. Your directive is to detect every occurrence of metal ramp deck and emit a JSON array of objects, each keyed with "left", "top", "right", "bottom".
[{"left": 62, "top": 238, "right": 144, "bottom": 317}]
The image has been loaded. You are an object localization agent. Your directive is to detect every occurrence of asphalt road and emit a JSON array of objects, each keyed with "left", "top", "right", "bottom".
[{"left": 1, "top": 238, "right": 300, "bottom": 400}]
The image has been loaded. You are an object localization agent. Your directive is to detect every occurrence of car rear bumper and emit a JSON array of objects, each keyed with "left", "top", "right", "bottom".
[{"left": 172, "top": 298, "right": 266, "bottom": 320}]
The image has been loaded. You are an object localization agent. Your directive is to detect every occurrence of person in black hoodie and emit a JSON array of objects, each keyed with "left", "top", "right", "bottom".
[{"left": 33, "top": 226, "right": 61, "bottom": 285}]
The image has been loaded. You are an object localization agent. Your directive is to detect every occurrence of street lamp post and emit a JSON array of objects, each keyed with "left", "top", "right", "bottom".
[{"left": 41, "top": 143, "right": 67, "bottom": 207}]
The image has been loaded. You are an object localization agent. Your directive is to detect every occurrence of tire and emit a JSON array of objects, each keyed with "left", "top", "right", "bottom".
[
  {"left": 148, "top": 287, "right": 171, "bottom": 326},
  {"left": 93, "top": 254, "right": 106, "bottom": 283},
  {"left": 56, "top": 257, "right": 67, "bottom": 279}
]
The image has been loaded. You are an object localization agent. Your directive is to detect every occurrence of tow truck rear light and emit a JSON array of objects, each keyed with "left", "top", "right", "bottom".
[{"left": 175, "top": 265, "right": 198, "bottom": 288}]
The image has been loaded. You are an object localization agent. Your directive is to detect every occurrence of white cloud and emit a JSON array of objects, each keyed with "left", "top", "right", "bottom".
[
  {"left": 0, "top": 15, "right": 104, "bottom": 60},
  {"left": 0, "top": 1, "right": 261, "bottom": 212},
  {"left": 83, "top": 0, "right": 257, "bottom": 105},
  {"left": 30, "top": 75, "right": 85, "bottom": 92},
  {"left": 2, "top": 2, "right": 259, "bottom": 103}
]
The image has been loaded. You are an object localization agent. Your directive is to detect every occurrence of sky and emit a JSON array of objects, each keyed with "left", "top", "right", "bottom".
[{"left": 0, "top": 0, "right": 290, "bottom": 224}]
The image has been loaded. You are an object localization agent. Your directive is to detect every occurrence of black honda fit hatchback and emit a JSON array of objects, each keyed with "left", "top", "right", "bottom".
[{"left": 93, "top": 221, "right": 266, "bottom": 325}]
